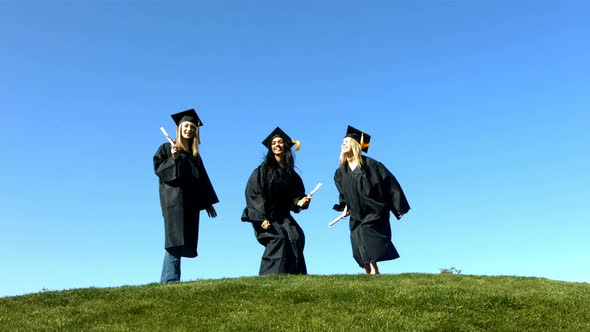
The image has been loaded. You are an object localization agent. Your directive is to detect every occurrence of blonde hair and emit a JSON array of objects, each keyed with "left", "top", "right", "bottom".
[
  {"left": 340, "top": 138, "right": 363, "bottom": 166},
  {"left": 176, "top": 122, "right": 199, "bottom": 158}
]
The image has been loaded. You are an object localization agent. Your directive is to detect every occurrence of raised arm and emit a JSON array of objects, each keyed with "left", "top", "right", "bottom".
[{"left": 153, "top": 143, "right": 180, "bottom": 183}]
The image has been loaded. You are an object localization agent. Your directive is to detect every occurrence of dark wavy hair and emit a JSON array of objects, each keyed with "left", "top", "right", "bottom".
[{"left": 263, "top": 148, "right": 295, "bottom": 175}]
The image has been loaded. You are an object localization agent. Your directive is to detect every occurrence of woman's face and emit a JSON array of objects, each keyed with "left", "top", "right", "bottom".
[
  {"left": 180, "top": 122, "right": 196, "bottom": 140},
  {"left": 341, "top": 137, "right": 353, "bottom": 154},
  {"left": 271, "top": 137, "right": 286, "bottom": 156}
]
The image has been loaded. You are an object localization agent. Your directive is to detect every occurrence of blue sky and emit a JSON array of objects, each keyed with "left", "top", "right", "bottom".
[{"left": 1, "top": 1, "right": 588, "bottom": 297}]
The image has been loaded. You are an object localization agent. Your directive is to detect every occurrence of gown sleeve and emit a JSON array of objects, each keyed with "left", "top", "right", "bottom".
[
  {"left": 193, "top": 154, "right": 219, "bottom": 209},
  {"left": 290, "top": 172, "right": 307, "bottom": 213},
  {"left": 154, "top": 143, "right": 180, "bottom": 184},
  {"left": 332, "top": 167, "right": 347, "bottom": 212},
  {"left": 241, "top": 166, "right": 268, "bottom": 223},
  {"left": 376, "top": 161, "right": 410, "bottom": 219},
  {"left": 154, "top": 143, "right": 219, "bottom": 210},
  {"left": 153, "top": 143, "right": 198, "bottom": 183}
]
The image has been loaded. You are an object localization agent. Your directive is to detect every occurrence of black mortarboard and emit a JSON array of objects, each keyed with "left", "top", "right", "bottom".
[
  {"left": 345, "top": 125, "right": 371, "bottom": 152},
  {"left": 171, "top": 109, "right": 203, "bottom": 127},
  {"left": 262, "top": 127, "right": 300, "bottom": 151}
]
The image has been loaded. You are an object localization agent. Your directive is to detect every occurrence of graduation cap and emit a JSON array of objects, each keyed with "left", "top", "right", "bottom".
[
  {"left": 170, "top": 109, "right": 203, "bottom": 127},
  {"left": 262, "top": 127, "right": 301, "bottom": 151},
  {"left": 345, "top": 125, "right": 371, "bottom": 152},
  {"left": 170, "top": 108, "right": 203, "bottom": 144}
]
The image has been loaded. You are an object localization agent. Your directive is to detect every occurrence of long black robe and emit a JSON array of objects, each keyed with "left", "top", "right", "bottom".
[
  {"left": 154, "top": 142, "right": 219, "bottom": 258},
  {"left": 241, "top": 163, "right": 308, "bottom": 275},
  {"left": 334, "top": 156, "right": 410, "bottom": 267}
]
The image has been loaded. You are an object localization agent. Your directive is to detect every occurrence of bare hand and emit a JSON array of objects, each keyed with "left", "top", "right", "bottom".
[
  {"left": 343, "top": 205, "right": 350, "bottom": 217},
  {"left": 206, "top": 206, "right": 217, "bottom": 218},
  {"left": 171, "top": 144, "right": 179, "bottom": 159},
  {"left": 261, "top": 220, "right": 271, "bottom": 230},
  {"left": 297, "top": 196, "right": 311, "bottom": 208}
]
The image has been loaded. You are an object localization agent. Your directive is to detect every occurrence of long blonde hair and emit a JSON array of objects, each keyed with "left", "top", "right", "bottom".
[
  {"left": 176, "top": 122, "right": 199, "bottom": 158},
  {"left": 339, "top": 138, "right": 363, "bottom": 166}
]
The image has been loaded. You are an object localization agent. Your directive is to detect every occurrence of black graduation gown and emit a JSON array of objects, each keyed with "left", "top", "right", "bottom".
[
  {"left": 241, "top": 163, "right": 308, "bottom": 275},
  {"left": 334, "top": 156, "right": 410, "bottom": 267},
  {"left": 154, "top": 142, "right": 219, "bottom": 257}
]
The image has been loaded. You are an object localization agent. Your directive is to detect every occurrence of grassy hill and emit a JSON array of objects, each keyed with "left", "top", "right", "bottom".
[{"left": 1, "top": 273, "right": 589, "bottom": 331}]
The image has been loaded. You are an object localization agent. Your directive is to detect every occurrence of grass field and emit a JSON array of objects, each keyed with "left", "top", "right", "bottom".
[{"left": 1, "top": 273, "right": 589, "bottom": 331}]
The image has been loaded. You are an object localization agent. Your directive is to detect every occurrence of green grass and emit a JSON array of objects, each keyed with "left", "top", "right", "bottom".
[{"left": 1, "top": 274, "right": 589, "bottom": 331}]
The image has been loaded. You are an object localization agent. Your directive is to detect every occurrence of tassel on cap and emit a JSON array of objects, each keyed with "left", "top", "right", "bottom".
[
  {"left": 360, "top": 133, "right": 370, "bottom": 151},
  {"left": 262, "top": 127, "right": 300, "bottom": 151},
  {"left": 345, "top": 125, "right": 371, "bottom": 153}
]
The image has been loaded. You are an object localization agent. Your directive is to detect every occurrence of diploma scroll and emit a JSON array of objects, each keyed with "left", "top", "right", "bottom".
[
  {"left": 297, "top": 182, "right": 322, "bottom": 207},
  {"left": 160, "top": 127, "right": 175, "bottom": 145},
  {"left": 308, "top": 183, "right": 322, "bottom": 197},
  {"left": 328, "top": 211, "right": 348, "bottom": 227}
]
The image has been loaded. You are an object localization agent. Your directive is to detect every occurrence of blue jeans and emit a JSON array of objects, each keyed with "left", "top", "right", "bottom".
[{"left": 160, "top": 250, "right": 181, "bottom": 283}]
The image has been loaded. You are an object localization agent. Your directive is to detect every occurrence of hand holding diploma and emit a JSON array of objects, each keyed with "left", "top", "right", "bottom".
[
  {"left": 329, "top": 205, "right": 349, "bottom": 227},
  {"left": 160, "top": 127, "right": 175, "bottom": 144},
  {"left": 160, "top": 127, "right": 179, "bottom": 159},
  {"left": 297, "top": 183, "right": 322, "bottom": 208}
]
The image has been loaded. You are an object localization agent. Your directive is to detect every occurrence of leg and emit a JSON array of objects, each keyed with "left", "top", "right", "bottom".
[
  {"left": 363, "top": 264, "right": 372, "bottom": 274},
  {"left": 259, "top": 237, "right": 288, "bottom": 275},
  {"left": 285, "top": 220, "right": 307, "bottom": 274},
  {"left": 369, "top": 262, "right": 380, "bottom": 275},
  {"left": 160, "top": 250, "right": 181, "bottom": 283},
  {"left": 255, "top": 221, "right": 289, "bottom": 275}
]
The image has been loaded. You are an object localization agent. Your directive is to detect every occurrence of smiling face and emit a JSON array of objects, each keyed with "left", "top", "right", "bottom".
[
  {"left": 180, "top": 122, "right": 196, "bottom": 140},
  {"left": 341, "top": 137, "right": 354, "bottom": 155},
  {"left": 271, "top": 136, "right": 286, "bottom": 156}
]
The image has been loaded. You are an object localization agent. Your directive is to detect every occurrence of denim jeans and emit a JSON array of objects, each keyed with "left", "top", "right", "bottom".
[{"left": 160, "top": 250, "right": 181, "bottom": 283}]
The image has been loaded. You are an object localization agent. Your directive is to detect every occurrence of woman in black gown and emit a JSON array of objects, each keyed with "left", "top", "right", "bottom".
[
  {"left": 153, "top": 109, "right": 219, "bottom": 282},
  {"left": 333, "top": 126, "right": 410, "bottom": 274},
  {"left": 242, "top": 127, "right": 312, "bottom": 275}
]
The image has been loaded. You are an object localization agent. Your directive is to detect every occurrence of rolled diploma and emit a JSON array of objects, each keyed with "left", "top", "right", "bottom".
[
  {"left": 160, "top": 127, "right": 175, "bottom": 145},
  {"left": 328, "top": 212, "right": 347, "bottom": 227},
  {"left": 308, "top": 183, "right": 322, "bottom": 197}
]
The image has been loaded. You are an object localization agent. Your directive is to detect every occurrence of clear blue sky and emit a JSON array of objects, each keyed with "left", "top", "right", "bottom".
[{"left": 1, "top": 1, "right": 588, "bottom": 297}]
